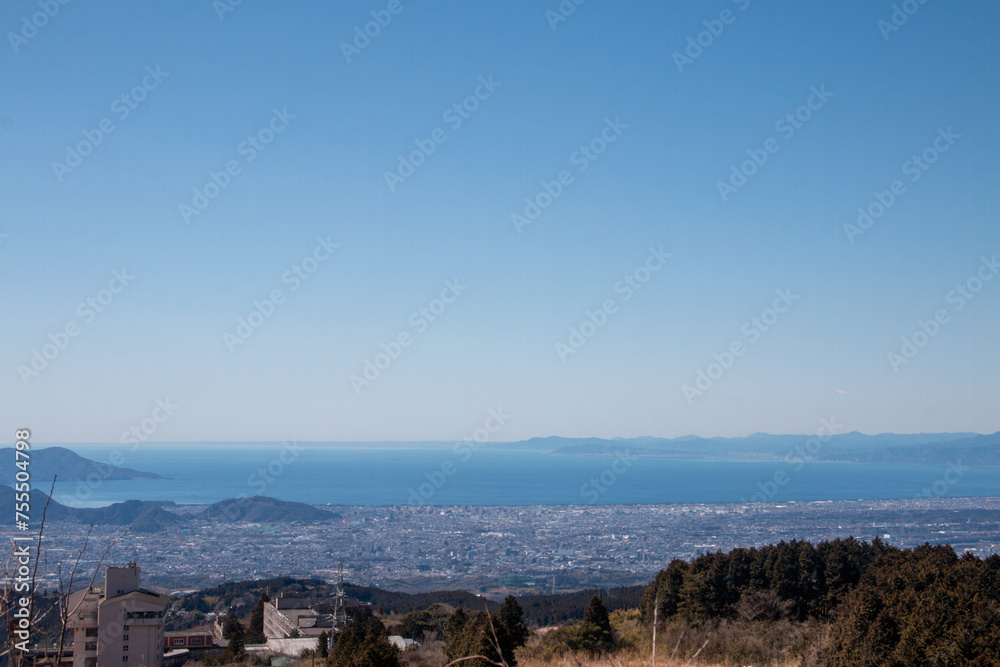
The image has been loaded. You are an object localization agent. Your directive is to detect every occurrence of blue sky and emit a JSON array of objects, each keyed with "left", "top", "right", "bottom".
[{"left": 2, "top": 0, "right": 998, "bottom": 443}]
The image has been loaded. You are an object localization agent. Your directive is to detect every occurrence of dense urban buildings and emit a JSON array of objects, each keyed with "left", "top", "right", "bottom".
[{"left": 22, "top": 497, "right": 1000, "bottom": 596}]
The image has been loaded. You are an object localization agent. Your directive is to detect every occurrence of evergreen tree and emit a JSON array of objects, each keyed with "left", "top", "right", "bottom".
[
  {"left": 244, "top": 593, "right": 268, "bottom": 644},
  {"left": 223, "top": 612, "right": 246, "bottom": 662},
  {"left": 677, "top": 571, "right": 710, "bottom": 623},
  {"left": 222, "top": 612, "right": 244, "bottom": 640},
  {"left": 445, "top": 599, "right": 530, "bottom": 667},
  {"left": 445, "top": 611, "right": 499, "bottom": 667},
  {"left": 827, "top": 543, "right": 1000, "bottom": 666},
  {"left": 395, "top": 609, "right": 438, "bottom": 641},
  {"left": 581, "top": 595, "right": 613, "bottom": 647},
  {"left": 327, "top": 608, "right": 400, "bottom": 667},
  {"left": 445, "top": 607, "right": 469, "bottom": 643},
  {"left": 639, "top": 559, "right": 688, "bottom": 623},
  {"left": 495, "top": 596, "right": 531, "bottom": 665}
]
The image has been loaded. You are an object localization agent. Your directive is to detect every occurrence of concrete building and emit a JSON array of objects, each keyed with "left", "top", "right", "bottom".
[
  {"left": 162, "top": 631, "right": 212, "bottom": 651},
  {"left": 65, "top": 562, "right": 169, "bottom": 667},
  {"left": 262, "top": 596, "right": 333, "bottom": 641}
]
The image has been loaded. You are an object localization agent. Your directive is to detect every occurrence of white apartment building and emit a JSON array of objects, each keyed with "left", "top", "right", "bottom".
[{"left": 65, "top": 562, "right": 169, "bottom": 667}]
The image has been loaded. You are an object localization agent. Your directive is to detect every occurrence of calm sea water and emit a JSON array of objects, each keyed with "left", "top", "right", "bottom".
[{"left": 41, "top": 443, "right": 1000, "bottom": 508}]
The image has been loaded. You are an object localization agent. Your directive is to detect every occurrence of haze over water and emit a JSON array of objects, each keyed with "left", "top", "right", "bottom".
[{"left": 49, "top": 444, "right": 1000, "bottom": 508}]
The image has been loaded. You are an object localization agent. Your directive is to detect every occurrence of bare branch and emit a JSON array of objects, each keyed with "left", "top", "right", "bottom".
[
  {"left": 443, "top": 656, "right": 506, "bottom": 667},
  {"left": 12, "top": 477, "right": 57, "bottom": 667},
  {"left": 85, "top": 525, "right": 130, "bottom": 594},
  {"left": 63, "top": 525, "right": 93, "bottom": 615},
  {"left": 55, "top": 523, "right": 94, "bottom": 667},
  {"left": 682, "top": 638, "right": 709, "bottom": 667},
  {"left": 665, "top": 629, "right": 684, "bottom": 667},
  {"left": 55, "top": 525, "right": 131, "bottom": 665},
  {"left": 28, "top": 477, "right": 56, "bottom": 604},
  {"left": 484, "top": 604, "right": 509, "bottom": 667}
]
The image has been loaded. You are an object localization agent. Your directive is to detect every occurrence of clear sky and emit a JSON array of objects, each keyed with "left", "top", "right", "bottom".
[{"left": 2, "top": 0, "right": 998, "bottom": 443}]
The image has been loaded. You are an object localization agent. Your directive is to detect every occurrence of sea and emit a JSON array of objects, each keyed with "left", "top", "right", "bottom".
[{"left": 40, "top": 443, "right": 1000, "bottom": 509}]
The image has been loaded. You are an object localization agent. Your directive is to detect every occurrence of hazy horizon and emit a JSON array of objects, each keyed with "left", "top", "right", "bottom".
[{"left": 24, "top": 428, "right": 997, "bottom": 448}]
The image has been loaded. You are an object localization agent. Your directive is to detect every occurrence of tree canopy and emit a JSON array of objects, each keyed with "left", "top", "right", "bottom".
[{"left": 327, "top": 608, "right": 400, "bottom": 667}]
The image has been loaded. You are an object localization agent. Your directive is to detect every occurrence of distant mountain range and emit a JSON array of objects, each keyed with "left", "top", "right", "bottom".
[
  {"left": 0, "top": 488, "right": 342, "bottom": 533},
  {"left": 503, "top": 431, "right": 1000, "bottom": 466},
  {"left": 818, "top": 432, "right": 1000, "bottom": 466},
  {"left": 0, "top": 446, "right": 163, "bottom": 482}
]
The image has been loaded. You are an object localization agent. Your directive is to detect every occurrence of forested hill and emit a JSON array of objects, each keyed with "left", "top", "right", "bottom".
[
  {"left": 0, "top": 446, "right": 163, "bottom": 481},
  {"left": 198, "top": 496, "right": 342, "bottom": 523},
  {"left": 169, "top": 576, "right": 644, "bottom": 628},
  {"left": 168, "top": 538, "right": 1000, "bottom": 663},
  {"left": 0, "top": 489, "right": 340, "bottom": 532},
  {"left": 640, "top": 537, "right": 1000, "bottom": 665}
]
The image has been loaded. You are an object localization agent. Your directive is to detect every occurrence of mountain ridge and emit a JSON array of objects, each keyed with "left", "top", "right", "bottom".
[
  {"left": 501, "top": 431, "right": 1000, "bottom": 465},
  {"left": 0, "top": 446, "right": 163, "bottom": 482},
  {"left": 0, "top": 489, "right": 342, "bottom": 533}
]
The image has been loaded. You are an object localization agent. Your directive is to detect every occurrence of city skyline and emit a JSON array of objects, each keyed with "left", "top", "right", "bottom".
[{"left": 3, "top": 1, "right": 999, "bottom": 443}]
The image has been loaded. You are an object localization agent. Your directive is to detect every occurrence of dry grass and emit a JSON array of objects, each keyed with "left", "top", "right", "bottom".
[
  {"left": 516, "top": 648, "right": 804, "bottom": 667},
  {"left": 188, "top": 655, "right": 798, "bottom": 667},
  {"left": 400, "top": 640, "right": 451, "bottom": 667},
  {"left": 516, "top": 651, "right": 804, "bottom": 667},
  {"left": 183, "top": 660, "right": 314, "bottom": 667},
  {"left": 511, "top": 612, "right": 826, "bottom": 667}
]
